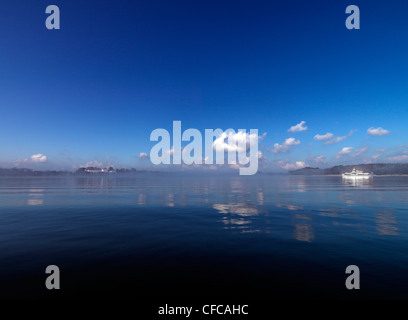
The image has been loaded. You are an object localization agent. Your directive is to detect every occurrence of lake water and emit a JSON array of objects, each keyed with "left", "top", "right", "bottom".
[{"left": 0, "top": 173, "right": 407, "bottom": 299}]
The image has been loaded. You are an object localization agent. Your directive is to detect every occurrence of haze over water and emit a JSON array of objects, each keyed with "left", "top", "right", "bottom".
[{"left": 0, "top": 173, "right": 407, "bottom": 299}]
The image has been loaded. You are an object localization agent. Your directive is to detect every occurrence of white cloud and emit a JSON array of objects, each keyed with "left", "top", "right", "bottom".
[
  {"left": 308, "top": 155, "right": 327, "bottom": 164},
  {"left": 138, "top": 152, "right": 149, "bottom": 160},
  {"left": 270, "top": 137, "right": 301, "bottom": 154},
  {"left": 354, "top": 147, "right": 368, "bottom": 157},
  {"left": 288, "top": 121, "right": 308, "bottom": 133},
  {"left": 336, "top": 147, "right": 354, "bottom": 158},
  {"left": 165, "top": 146, "right": 175, "bottom": 155},
  {"left": 367, "top": 127, "right": 390, "bottom": 136},
  {"left": 13, "top": 153, "right": 48, "bottom": 166},
  {"left": 324, "top": 130, "right": 356, "bottom": 145},
  {"left": 334, "top": 146, "right": 368, "bottom": 159},
  {"left": 386, "top": 155, "right": 408, "bottom": 162},
  {"left": 314, "top": 132, "right": 333, "bottom": 141},
  {"left": 81, "top": 160, "right": 103, "bottom": 168},
  {"left": 278, "top": 160, "right": 307, "bottom": 171},
  {"left": 213, "top": 131, "right": 261, "bottom": 153},
  {"left": 30, "top": 154, "right": 47, "bottom": 163}
]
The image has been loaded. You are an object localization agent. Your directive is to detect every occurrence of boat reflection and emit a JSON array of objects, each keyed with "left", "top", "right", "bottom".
[{"left": 342, "top": 176, "right": 374, "bottom": 187}]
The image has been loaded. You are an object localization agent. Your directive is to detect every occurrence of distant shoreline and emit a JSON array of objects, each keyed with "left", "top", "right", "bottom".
[
  {"left": 2, "top": 172, "right": 408, "bottom": 178},
  {"left": 289, "top": 174, "right": 408, "bottom": 177},
  {"left": 1, "top": 163, "right": 408, "bottom": 177},
  {"left": 289, "top": 163, "right": 408, "bottom": 176}
]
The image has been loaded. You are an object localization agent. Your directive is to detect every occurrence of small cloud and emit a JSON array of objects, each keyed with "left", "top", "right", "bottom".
[
  {"left": 308, "top": 155, "right": 327, "bottom": 164},
  {"left": 278, "top": 160, "right": 307, "bottom": 171},
  {"left": 386, "top": 155, "right": 408, "bottom": 162},
  {"left": 314, "top": 132, "right": 333, "bottom": 141},
  {"left": 30, "top": 154, "right": 47, "bottom": 163},
  {"left": 354, "top": 147, "right": 368, "bottom": 157},
  {"left": 376, "top": 148, "right": 386, "bottom": 153},
  {"left": 270, "top": 137, "right": 301, "bottom": 154},
  {"left": 213, "top": 131, "right": 261, "bottom": 153},
  {"left": 80, "top": 160, "right": 103, "bottom": 168},
  {"left": 13, "top": 153, "right": 48, "bottom": 168},
  {"left": 165, "top": 146, "right": 175, "bottom": 155},
  {"left": 229, "top": 163, "right": 241, "bottom": 170},
  {"left": 138, "top": 152, "right": 149, "bottom": 160},
  {"left": 324, "top": 130, "right": 356, "bottom": 145},
  {"left": 336, "top": 147, "right": 354, "bottom": 158},
  {"left": 367, "top": 127, "right": 390, "bottom": 136},
  {"left": 288, "top": 121, "right": 308, "bottom": 133}
]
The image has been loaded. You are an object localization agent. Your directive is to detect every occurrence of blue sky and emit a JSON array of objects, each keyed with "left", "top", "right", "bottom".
[{"left": 1, "top": 0, "right": 408, "bottom": 171}]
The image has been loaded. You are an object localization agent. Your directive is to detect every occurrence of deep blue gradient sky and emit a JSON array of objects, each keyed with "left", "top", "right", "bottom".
[{"left": 1, "top": 0, "right": 408, "bottom": 170}]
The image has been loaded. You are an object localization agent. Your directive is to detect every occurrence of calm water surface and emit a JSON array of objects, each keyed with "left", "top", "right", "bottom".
[{"left": 0, "top": 173, "right": 407, "bottom": 299}]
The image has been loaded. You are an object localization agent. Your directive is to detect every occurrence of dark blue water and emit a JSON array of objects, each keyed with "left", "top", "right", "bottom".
[{"left": 0, "top": 174, "right": 407, "bottom": 299}]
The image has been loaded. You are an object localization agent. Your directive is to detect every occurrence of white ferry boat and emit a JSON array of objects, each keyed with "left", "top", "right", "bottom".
[{"left": 342, "top": 168, "right": 373, "bottom": 179}]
